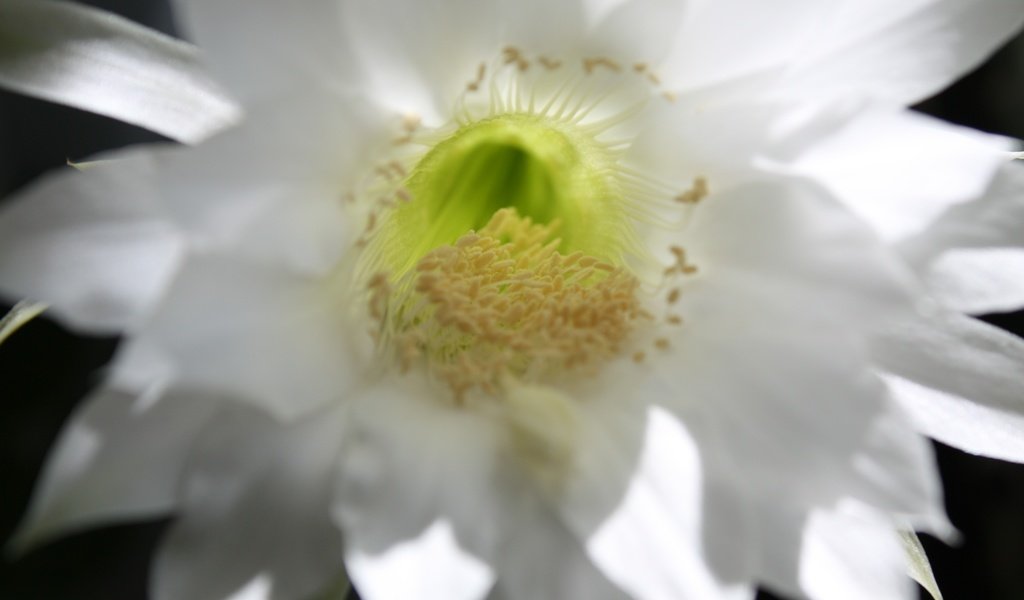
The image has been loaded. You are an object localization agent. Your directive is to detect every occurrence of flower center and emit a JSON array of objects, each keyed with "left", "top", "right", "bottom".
[
  {"left": 369, "top": 112, "right": 632, "bottom": 279},
  {"left": 355, "top": 52, "right": 704, "bottom": 403},
  {"left": 370, "top": 207, "right": 646, "bottom": 402}
]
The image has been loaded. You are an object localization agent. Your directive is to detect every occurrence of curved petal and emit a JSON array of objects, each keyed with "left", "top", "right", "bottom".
[
  {"left": 0, "top": 0, "right": 239, "bottom": 143},
  {"left": 779, "top": 0, "right": 1024, "bottom": 107},
  {"left": 786, "top": 109, "right": 1013, "bottom": 243},
  {"left": 121, "top": 252, "right": 362, "bottom": 420},
  {"left": 682, "top": 179, "right": 916, "bottom": 321},
  {"left": 919, "top": 248, "right": 1024, "bottom": 314},
  {"left": 901, "top": 160, "right": 1024, "bottom": 257},
  {"left": 562, "top": 404, "right": 752, "bottom": 600},
  {"left": 899, "top": 161, "right": 1024, "bottom": 313},
  {"left": 0, "top": 152, "right": 184, "bottom": 333},
  {"left": 873, "top": 309, "right": 1024, "bottom": 462},
  {"left": 153, "top": 404, "right": 346, "bottom": 600},
  {"left": 800, "top": 501, "right": 914, "bottom": 600},
  {"left": 334, "top": 378, "right": 629, "bottom": 600},
  {"left": 584, "top": 0, "right": 686, "bottom": 64},
  {"left": 333, "top": 379, "right": 503, "bottom": 600},
  {"left": 171, "top": 0, "right": 358, "bottom": 103},
  {"left": 339, "top": 0, "right": 504, "bottom": 124},
  {"left": 152, "top": 90, "right": 390, "bottom": 274},
  {"left": 9, "top": 386, "right": 220, "bottom": 553},
  {"left": 656, "top": 0, "right": 829, "bottom": 93}
]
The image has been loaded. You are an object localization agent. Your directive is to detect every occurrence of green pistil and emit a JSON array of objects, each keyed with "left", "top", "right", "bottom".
[{"left": 372, "top": 113, "right": 628, "bottom": 278}]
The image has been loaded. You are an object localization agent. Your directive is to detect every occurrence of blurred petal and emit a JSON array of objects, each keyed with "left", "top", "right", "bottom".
[
  {"left": 0, "top": 0, "right": 240, "bottom": 143},
  {"left": 171, "top": 0, "right": 357, "bottom": 103},
  {"left": 919, "top": 248, "right": 1024, "bottom": 314},
  {"left": 0, "top": 152, "right": 183, "bottom": 333},
  {"left": 800, "top": 502, "right": 913, "bottom": 600},
  {"left": 10, "top": 387, "right": 219, "bottom": 553},
  {"left": 122, "top": 252, "right": 361, "bottom": 420},
  {"left": 788, "top": 109, "right": 1013, "bottom": 242},
  {"left": 779, "top": 0, "right": 1024, "bottom": 106},
  {"left": 899, "top": 161, "right": 1024, "bottom": 313},
  {"left": 874, "top": 310, "right": 1024, "bottom": 462},
  {"left": 340, "top": 0, "right": 503, "bottom": 123},
  {"left": 154, "top": 404, "right": 346, "bottom": 600},
  {"left": 567, "top": 406, "right": 751, "bottom": 600}
]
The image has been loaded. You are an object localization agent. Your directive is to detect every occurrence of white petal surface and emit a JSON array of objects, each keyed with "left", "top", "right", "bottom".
[
  {"left": 340, "top": 0, "right": 504, "bottom": 124},
  {"left": 0, "top": 153, "right": 183, "bottom": 333},
  {"left": 0, "top": 0, "right": 239, "bottom": 143},
  {"left": 171, "top": 0, "right": 357, "bottom": 103},
  {"left": 154, "top": 404, "right": 346, "bottom": 600},
  {"left": 153, "top": 89, "right": 389, "bottom": 274},
  {"left": 346, "top": 519, "right": 493, "bottom": 600},
  {"left": 800, "top": 502, "right": 913, "bottom": 600},
  {"left": 10, "top": 387, "right": 219, "bottom": 553},
  {"left": 565, "top": 404, "right": 751, "bottom": 600},
  {"left": 657, "top": 0, "right": 829, "bottom": 93},
  {"left": 334, "top": 379, "right": 502, "bottom": 600},
  {"left": 873, "top": 310, "right": 1024, "bottom": 462},
  {"left": 920, "top": 248, "right": 1024, "bottom": 314},
  {"left": 779, "top": 0, "right": 1024, "bottom": 106},
  {"left": 122, "top": 252, "right": 360, "bottom": 420},
  {"left": 899, "top": 161, "right": 1024, "bottom": 313},
  {"left": 901, "top": 160, "right": 1024, "bottom": 256},
  {"left": 334, "top": 378, "right": 629, "bottom": 600},
  {"left": 787, "top": 109, "right": 1013, "bottom": 243}
]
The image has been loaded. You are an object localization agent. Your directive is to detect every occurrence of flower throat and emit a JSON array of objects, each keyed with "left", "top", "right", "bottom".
[{"left": 364, "top": 108, "right": 647, "bottom": 402}]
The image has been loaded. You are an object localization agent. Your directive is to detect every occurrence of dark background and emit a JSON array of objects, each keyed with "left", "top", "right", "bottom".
[{"left": 1, "top": 2, "right": 1023, "bottom": 598}]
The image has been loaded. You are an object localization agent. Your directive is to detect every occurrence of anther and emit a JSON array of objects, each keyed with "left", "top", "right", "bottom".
[{"left": 675, "top": 177, "right": 709, "bottom": 204}]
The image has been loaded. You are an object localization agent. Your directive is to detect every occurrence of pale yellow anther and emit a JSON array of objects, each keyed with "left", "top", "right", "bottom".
[
  {"left": 538, "top": 56, "right": 563, "bottom": 70},
  {"left": 583, "top": 57, "right": 622, "bottom": 74},
  {"left": 372, "top": 208, "right": 643, "bottom": 400},
  {"left": 675, "top": 176, "right": 709, "bottom": 204}
]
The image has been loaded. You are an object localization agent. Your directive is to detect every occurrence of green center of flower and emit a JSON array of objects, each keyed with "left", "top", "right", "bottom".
[
  {"left": 371, "top": 113, "right": 631, "bottom": 279},
  {"left": 364, "top": 111, "right": 651, "bottom": 401}
]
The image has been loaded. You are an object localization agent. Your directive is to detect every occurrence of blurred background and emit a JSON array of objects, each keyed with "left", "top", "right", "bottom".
[{"left": 1, "top": 1, "right": 1023, "bottom": 599}]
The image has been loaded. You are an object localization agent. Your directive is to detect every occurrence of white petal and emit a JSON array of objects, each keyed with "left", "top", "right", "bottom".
[
  {"left": 800, "top": 501, "right": 914, "bottom": 600},
  {"left": 487, "top": 495, "right": 627, "bottom": 600},
  {"left": 683, "top": 178, "right": 915, "bottom": 321},
  {"left": 899, "top": 161, "right": 1024, "bottom": 313},
  {"left": 0, "top": 0, "right": 239, "bottom": 143},
  {"left": 657, "top": 0, "right": 830, "bottom": 93},
  {"left": 498, "top": 0, "right": 587, "bottom": 56},
  {"left": 0, "top": 153, "right": 183, "bottom": 333},
  {"left": 566, "top": 405, "right": 751, "bottom": 600},
  {"left": 346, "top": 520, "right": 493, "bottom": 600},
  {"left": 901, "top": 160, "right": 1024, "bottom": 256},
  {"left": 171, "top": 0, "right": 357, "bottom": 103},
  {"left": 920, "top": 248, "right": 1024, "bottom": 314},
  {"left": 10, "top": 387, "right": 219, "bottom": 553},
  {"left": 873, "top": 310, "right": 1024, "bottom": 462},
  {"left": 333, "top": 379, "right": 502, "bottom": 599},
  {"left": 584, "top": 0, "right": 686, "bottom": 64},
  {"left": 339, "top": 0, "right": 504, "bottom": 124},
  {"left": 848, "top": 400, "right": 948, "bottom": 535},
  {"left": 154, "top": 404, "right": 346, "bottom": 600},
  {"left": 335, "top": 379, "right": 627, "bottom": 600},
  {"left": 779, "top": 0, "right": 1024, "bottom": 106},
  {"left": 153, "top": 90, "right": 389, "bottom": 274},
  {"left": 122, "top": 252, "right": 361, "bottom": 419},
  {"left": 787, "top": 109, "right": 1013, "bottom": 243}
]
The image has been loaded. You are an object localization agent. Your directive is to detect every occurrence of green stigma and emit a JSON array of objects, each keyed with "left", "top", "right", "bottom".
[{"left": 370, "top": 112, "right": 629, "bottom": 278}]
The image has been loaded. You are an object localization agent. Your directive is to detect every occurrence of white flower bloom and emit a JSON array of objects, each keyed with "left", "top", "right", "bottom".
[{"left": 3, "top": 1, "right": 1024, "bottom": 600}]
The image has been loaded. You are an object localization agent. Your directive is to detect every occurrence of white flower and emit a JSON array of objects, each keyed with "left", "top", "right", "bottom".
[{"left": 3, "top": 1, "right": 1024, "bottom": 599}]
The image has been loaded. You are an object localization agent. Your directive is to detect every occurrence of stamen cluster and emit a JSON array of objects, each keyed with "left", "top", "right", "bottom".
[{"left": 371, "top": 208, "right": 646, "bottom": 402}]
